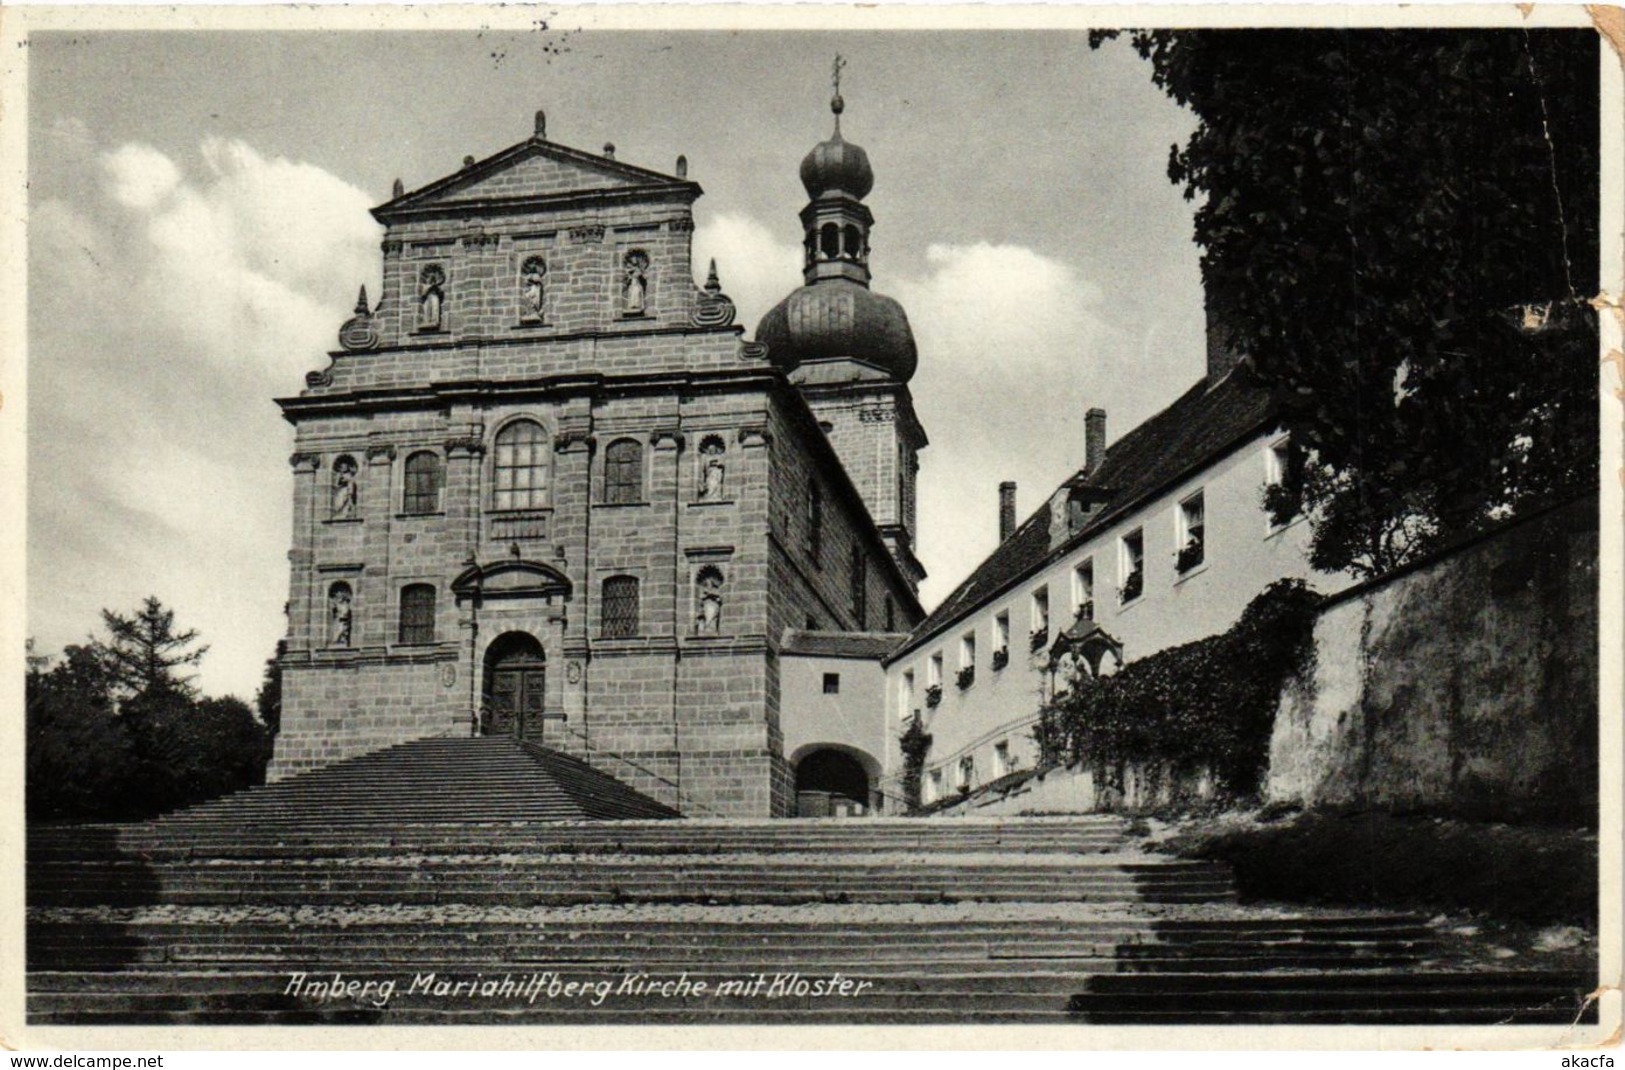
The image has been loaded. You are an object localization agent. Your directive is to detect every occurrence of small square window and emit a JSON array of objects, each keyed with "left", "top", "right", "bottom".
[{"left": 823, "top": 672, "right": 840, "bottom": 694}]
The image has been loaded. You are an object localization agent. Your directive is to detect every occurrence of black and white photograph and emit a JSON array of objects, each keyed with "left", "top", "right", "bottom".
[{"left": 5, "top": 4, "right": 1621, "bottom": 1052}]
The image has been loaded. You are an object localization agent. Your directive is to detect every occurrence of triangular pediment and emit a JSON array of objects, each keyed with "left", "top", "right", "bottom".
[{"left": 378, "top": 139, "right": 694, "bottom": 220}]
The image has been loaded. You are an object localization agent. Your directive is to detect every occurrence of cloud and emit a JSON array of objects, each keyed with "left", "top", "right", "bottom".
[
  {"left": 692, "top": 212, "right": 803, "bottom": 330},
  {"left": 29, "top": 133, "right": 380, "bottom": 698},
  {"left": 891, "top": 243, "right": 1117, "bottom": 607}
]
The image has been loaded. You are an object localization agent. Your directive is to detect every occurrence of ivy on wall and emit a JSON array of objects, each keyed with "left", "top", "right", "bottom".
[
  {"left": 899, "top": 718, "right": 933, "bottom": 812},
  {"left": 1034, "top": 580, "right": 1322, "bottom": 799}
]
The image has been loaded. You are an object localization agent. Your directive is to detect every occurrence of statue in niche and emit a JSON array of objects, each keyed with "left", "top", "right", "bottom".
[
  {"left": 520, "top": 256, "right": 547, "bottom": 320},
  {"left": 418, "top": 265, "right": 445, "bottom": 330},
  {"left": 698, "top": 437, "right": 726, "bottom": 500},
  {"left": 329, "top": 585, "right": 353, "bottom": 647},
  {"left": 331, "top": 456, "right": 358, "bottom": 519},
  {"left": 622, "top": 250, "right": 650, "bottom": 315},
  {"left": 695, "top": 567, "right": 724, "bottom": 635}
]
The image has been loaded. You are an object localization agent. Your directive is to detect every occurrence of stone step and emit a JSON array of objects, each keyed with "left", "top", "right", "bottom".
[
  {"left": 28, "top": 971, "right": 1594, "bottom": 1026},
  {"left": 28, "top": 884, "right": 1241, "bottom": 897},
  {"left": 25, "top": 915, "right": 1433, "bottom": 937},
  {"left": 25, "top": 966, "right": 1429, "bottom": 996}
]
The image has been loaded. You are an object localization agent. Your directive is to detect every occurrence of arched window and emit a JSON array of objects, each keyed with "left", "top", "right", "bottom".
[
  {"left": 603, "top": 438, "right": 644, "bottom": 504},
  {"left": 402, "top": 451, "right": 442, "bottom": 514},
  {"left": 492, "top": 420, "right": 549, "bottom": 511},
  {"left": 843, "top": 224, "right": 863, "bottom": 260},
  {"left": 601, "top": 576, "right": 639, "bottom": 639},
  {"left": 398, "top": 584, "right": 436, "bottom": 645},
  {"left": 820, "top": 223, "right": 840, "bottom": 260}
]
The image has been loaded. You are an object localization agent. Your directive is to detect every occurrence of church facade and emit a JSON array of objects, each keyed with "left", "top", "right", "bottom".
[{"left": 272, "top": 104, "right": 926, "bottom": 818}]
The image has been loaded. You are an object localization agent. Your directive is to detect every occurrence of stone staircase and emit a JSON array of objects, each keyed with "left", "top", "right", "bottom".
[{"left": 26, "top": 740, "right": 1597, "bottom": 1026}]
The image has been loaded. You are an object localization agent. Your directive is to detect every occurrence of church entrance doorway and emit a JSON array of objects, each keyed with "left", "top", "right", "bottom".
[
  {"left": 482, "top": 632, "right": 546, "bottom": 741},
  {"left": 793, "top": 748, "right": 873, "bottom": 818}
]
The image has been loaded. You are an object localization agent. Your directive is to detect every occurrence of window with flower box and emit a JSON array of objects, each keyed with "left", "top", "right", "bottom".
[
  {"left": 1176, "top": 491, "right": 1206, "bottom": 574},
  {"left": 1119, "top": 529, "right": 1145, "bottom": 604},
  {"left": 1073, "top": 559, "right": 1095, "bottom": 620},
  {"left": 1029, "top": 586, "right": 1050, "bottom": 651}
]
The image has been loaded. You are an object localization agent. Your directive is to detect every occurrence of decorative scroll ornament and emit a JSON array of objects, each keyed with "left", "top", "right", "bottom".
[
  {"left": 305, "top": 368, "right": 335, "bottom": 388},
  {"left": 570, "top": 225, "right": 606, "bottom": 245},
  {"left": 691, "top": 259, "right": 737, "bottom": 328},
  {"left": 739, "top": 340, "right": 769, "bottom": 362},
  {"left": 553, "top": 429, "right": 596, "bottom": 454},
  {"left": 338, "top": 285, "right": 381, "bottom": 352}
]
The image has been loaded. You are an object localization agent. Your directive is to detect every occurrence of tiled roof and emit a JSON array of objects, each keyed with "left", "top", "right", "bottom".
[
  {"left": 780, "top": 629, "right": 913, "bottom": 659},
  {"left": 891, "top": 372, "right": 1277, "bottom": 662}
]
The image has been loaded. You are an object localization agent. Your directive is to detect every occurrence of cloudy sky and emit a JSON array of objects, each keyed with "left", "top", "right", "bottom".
[{"left": 25, "top": 24, "right": 1209, "bottom": 698}]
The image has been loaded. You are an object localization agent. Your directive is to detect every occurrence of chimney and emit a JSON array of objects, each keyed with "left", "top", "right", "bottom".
[
  {"left": 1206, "top": 288, "right": 1243, "bottom": 382},
  {"left": 998, "top": 482, "right": 1017, "bottom": 542},
  {"left": 1085, "top": 408, "right": 1107, "bottom": 476}
]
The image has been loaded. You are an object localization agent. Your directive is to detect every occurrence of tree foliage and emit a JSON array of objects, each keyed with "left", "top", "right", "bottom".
[
  {"left": 899, "top": 718, "right": 933, "bottom": 813},
  {"left": 26, "top": 603, "right": 272, "bottom": 822},
  {"left": 1034, "top": 580, "right": 1322, "bottom": 799},
  {"left": 96, "top": 595, "right": 210, "bottom": 699},
  {"left": 255, "top": 640, "right": 285, "bottom": 737},
  {"left": 1098, "top": 29, "right": 1600, "bottom": 575}
]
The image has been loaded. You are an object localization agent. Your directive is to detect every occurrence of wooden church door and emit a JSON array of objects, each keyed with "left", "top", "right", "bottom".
[{"left": 483, "top": 635, "right": 547, "bottom": 740}]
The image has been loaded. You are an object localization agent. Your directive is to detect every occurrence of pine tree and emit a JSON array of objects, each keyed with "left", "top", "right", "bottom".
[{"left": 94, "top": 596, "right": 210, "bottom": 700}]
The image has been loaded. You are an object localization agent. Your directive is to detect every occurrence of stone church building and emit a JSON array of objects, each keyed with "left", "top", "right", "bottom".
[{"left": 272, "top": 102, "right": 928, "bottom": 817}]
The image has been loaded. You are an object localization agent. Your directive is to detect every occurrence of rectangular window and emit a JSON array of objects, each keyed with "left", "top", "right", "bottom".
[
  {"left": 956, "top": 632, "right": 976, "bottom": 689},
  {"left": 1119, "top": 529, "right": 1145, "bottom": 603},
  {"left": 957, "top": 755, "right": 975, "bottom": 790},
  {"left": 1265, "top": 435, "right": 1300, "bottom": 529},
  {"left": 823, "top": 672, "right": 841, "bottom": 695},
  {"left": 1177, "top": 491, "right": 1206, "bottom": 573},
  {"left": 900, "top": 670, "right": 915, "bottom": 718},
  {"left": 601, "top": 576, "right": 640, "bottom": 638},
  {"left": 927, "top": 768, "right": 943, "bottom": 804},
  {"left": 928, "top": 652, "right": 943, "bottom": 688},
  {"left": 993, "top": 611, "right": 1010, "bottom": 669},
  {"left": 1029, "top": 587, "right": 1050, "bottom": 650},
  {"left": 398, "top": 584, "right": 436, "bottom": 645},
  {"left": 993, "top": 740, "right": 1011, "bottom": 778},
  {"left": 1072, "top": 559, "right": 1095, "bottom": 620}
]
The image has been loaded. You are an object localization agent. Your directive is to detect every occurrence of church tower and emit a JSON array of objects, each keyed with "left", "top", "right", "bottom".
[{"left": 755, "top": 76, "right": 929, "bottom": 591}]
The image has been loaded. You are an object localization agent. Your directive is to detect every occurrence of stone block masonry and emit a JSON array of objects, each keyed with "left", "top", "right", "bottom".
[{"left": 274, "top": 122, "right": 924, "bottom": 816}]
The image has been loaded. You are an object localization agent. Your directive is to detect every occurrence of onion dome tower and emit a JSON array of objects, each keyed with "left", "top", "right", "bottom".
[{"left": 755, "top": 61, "right": 928, "bottom": 592}]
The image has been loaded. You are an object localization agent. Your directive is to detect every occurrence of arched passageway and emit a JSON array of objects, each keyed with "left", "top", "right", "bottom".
[{"left": 793, "top": 747, "right": 875, "bottom": 817}]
